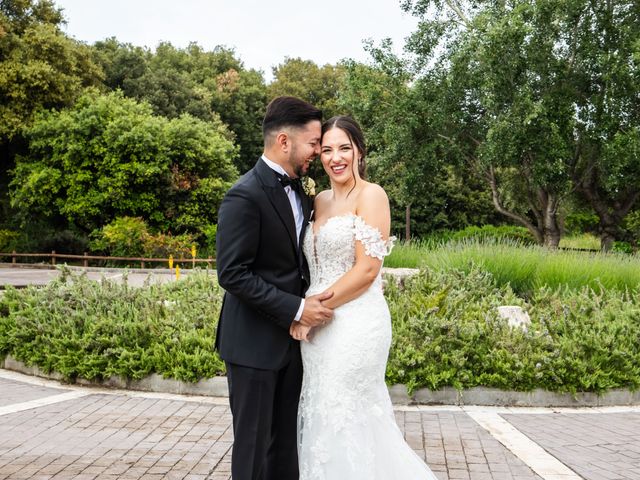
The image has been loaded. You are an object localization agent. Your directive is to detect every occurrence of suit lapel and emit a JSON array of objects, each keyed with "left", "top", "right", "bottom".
[
  {"left": 299, "top": 191, "right": 312, "bottom": 246},
  {"left": 255, "top": 159, "right": 299, "bottom": 251}
]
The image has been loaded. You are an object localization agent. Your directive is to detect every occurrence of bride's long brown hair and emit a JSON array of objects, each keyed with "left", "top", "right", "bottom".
[{"left": 321, "top": 116, "right": 367, "bottom": 182}]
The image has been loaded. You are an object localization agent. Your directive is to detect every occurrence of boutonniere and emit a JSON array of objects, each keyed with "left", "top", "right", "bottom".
[{"left": 301, "top": 177, "right": 316, "bottom": 197}]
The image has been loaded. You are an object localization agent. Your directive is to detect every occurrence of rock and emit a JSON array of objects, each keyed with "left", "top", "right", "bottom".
[{"left": 497, "top": 305, "right": 531, "bottom": 331}]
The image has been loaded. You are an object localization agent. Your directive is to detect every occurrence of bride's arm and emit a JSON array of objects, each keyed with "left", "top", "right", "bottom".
[{"left": 321, "top": 184, "right": 392, "bottom": 309}]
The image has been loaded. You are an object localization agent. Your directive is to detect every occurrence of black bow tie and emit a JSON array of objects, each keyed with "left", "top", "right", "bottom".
[{"left": 275, "top": 172, "right": 302, "bottom": 193}]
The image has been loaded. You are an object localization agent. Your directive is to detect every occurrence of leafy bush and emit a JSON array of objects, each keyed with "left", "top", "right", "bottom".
[
  {"left": 622, "top": 210, "right": 640, "bottom": 242},
  {"left": 35, "top": 230, "right": 91, "bottom": 254},
  {"left": 142, "top": 232, "right": 196, "bottom": 259},
  {"left": 90, "top": 217, "right": 148, "bottom": 257},
  {"left": 1, "top": 266, "right": 639, "bottom": 395},
  {"left": 385, "top": 268, "right": 640, "bottom": 394},
  {"left": 0, "top": 268, "right": 224, "bottom": 382},
  {"left": 11, "top": 90, "right": 238, "bottom": 235},
  {"left": 91, "top": 216, "right": 197, "bottom": 259},
  {"left": 564, "top": 212, "right": 599, "bottom": 235},
  {"left": 0, "top": 230, "right": 20, "bottom": 252},
  {"left": 612, "top": 241, "right": 633, "bottom": 254},
  {"left": 199, "top": 223, "right": 217, "bottom": 257}
]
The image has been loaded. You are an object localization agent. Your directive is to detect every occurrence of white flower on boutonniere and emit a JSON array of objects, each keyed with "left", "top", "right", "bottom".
[{"left": 301, "top": 177, "right": 316, "bottom": 197}]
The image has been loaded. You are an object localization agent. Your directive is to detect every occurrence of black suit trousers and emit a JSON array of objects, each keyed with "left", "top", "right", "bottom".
[{"left": 226, "top": 345, "right": 303, "bottom": 480}]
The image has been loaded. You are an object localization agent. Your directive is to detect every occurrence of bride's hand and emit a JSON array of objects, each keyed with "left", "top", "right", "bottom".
[{"left": 290, "top": 322, "right": 313, "bottom": 342}]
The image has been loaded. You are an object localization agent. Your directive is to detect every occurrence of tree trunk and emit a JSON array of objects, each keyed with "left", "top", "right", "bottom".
[
  {"left": 574, "top": 177, "right": 639, "bottom": 252},
  {"left": 405, "top": 203, "right": 411, "bottom": 242},
  {"left": 486, "top": 165, "right": 560, "bottom": 246},
  {"left": 543, "top": 221, "right": 562, "bottom": 248},
  {"left": 542, "top": 191, "right": 562, "bottom": 249},
  {"left": 600, "top": 230, "right": 616, "bottom": 252}
]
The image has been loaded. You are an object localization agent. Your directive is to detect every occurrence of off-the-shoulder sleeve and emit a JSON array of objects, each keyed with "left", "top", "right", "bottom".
[{"left": 353, "top": 216, "right": 396, "bottom": 260}]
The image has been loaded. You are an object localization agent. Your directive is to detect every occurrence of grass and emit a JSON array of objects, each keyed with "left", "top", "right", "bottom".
[
  {"left": 385, "top": 239, "right": 433, "bottom": 269},
  {"left": 386, "top": 238, "right": 640, "bottom": 295},
  {"left": 559, "top": 233, "right": 601, "bottom": 250}
]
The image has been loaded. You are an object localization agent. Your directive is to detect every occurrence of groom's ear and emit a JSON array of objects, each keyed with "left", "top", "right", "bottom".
[{"left": 276, "top": 131, "right": 290, "bottom": 153}]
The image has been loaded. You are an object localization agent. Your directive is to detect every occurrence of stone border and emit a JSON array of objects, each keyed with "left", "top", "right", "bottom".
[
  {"left": 3, "top": 355, "right": 638, "bottom": 407},
  {"left": 1, "top": 355, "right": 228, "bottom": 397}
]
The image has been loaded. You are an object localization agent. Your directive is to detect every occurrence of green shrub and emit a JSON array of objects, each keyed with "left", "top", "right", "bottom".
[
  {"left": 0, "top": 268, "right": 224, "bottom": 382},
  {"left": 90, "top": 216, "right": 197, "bottom": 259},
  {"left": 90, "top": 217, "right": 148, "bottom": 257},
  {"left": 142, "top": 232, "right": 196, "bottom": 259},
  {"left": 2, "top": 265, "right": 639, "bottom": 394},
  {"left": 199, "top": 224, "right": 217, "bottom": 257},
  {"left": 564, "top": 212, "right": 599, "bottom": 235},
  {"left": 385, "top": 268, "right": 640, "bottom": 394},
  {"left": 10, "top": 226, "right": 90, "bottom": 255},
  {"left": 622, "top": 210, "right": 640, "bottom": 244},
  {"left": 0, "top": 230, "right": 19, "bottom": 252},
  {"left": 613, "top": 241, "right": 633, "bottom": 254}
]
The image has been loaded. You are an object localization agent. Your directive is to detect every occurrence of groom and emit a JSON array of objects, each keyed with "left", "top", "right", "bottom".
[{"left": 216, "top": 96, "right": 334, "bottom": 480}]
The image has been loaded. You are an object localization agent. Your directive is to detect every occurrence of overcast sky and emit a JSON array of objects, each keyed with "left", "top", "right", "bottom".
[{"left": 55, "top": 0, "right": 418, "bottom": 81}]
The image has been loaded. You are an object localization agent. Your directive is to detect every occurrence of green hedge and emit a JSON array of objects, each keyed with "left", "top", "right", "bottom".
[
  {"left": 386, "top": 268, "right": 640, "bottom": 393},
  {"left": 0, "top": 268, "right": 224, "bottom": 382},
  {"left": 1, "top": 267, "right": 639, "bottom": 394}
]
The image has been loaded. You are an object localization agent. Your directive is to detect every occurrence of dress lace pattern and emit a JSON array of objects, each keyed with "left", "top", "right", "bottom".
[{"left": 298, "top": 214, "right": 437, "bottom": 480}]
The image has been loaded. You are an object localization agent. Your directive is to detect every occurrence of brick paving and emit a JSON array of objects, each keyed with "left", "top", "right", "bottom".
[
  {"left": 2, "top": 374, "right": 640, "bottom": 479},
  {"left": 504, "top": 412, "right": 640, "bottom": 480},
  {"left": 0, "top": 393, "right": 232, "bottom": 480},
  {"left": 396, "top": 411, "right": 542, "bottom": 480}
]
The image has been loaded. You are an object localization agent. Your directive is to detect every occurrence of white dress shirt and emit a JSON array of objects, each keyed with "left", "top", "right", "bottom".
[{"left": 261, "top": 155, "right": 305, "bottom": 322}]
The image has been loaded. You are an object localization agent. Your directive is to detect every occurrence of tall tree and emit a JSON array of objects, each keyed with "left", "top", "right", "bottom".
[
  {"left": 269, "top": 58, "right": 346, "bottom": 119},
  {"left": 338, "top": 45, "right": 501, "bottom": 240},
  {"left": 402, "top": 0, "right": 640, "bottom": 249},
  {"left": 568, "top": 1, "right": 640, "bottom": 250},
  {"left": 0, "top": 0, "right": 103, "bottom": 226},
  {"left": 10, "top": 91, "right": 238, "bottom": 235},
  {"left": 92, "top": 40, "right": 267, "bottom": 173}
]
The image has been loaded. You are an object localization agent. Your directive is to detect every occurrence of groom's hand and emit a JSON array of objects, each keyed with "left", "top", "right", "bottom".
[{"left": 299, "top": 291, "right": 334, "bottom": 327}]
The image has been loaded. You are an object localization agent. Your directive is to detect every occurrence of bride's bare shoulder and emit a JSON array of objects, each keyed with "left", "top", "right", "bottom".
[{"left": 358, "top": 182, "right": 389, "bottom": 205}]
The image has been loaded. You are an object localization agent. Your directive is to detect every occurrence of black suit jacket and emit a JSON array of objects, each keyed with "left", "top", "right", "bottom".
[{"left": 215, "top": 158, "right": 312, "bottom": 370}]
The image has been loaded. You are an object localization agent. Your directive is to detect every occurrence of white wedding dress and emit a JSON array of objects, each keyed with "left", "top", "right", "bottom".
[{"left": 298, "top": 214, "right": 438, "bottom": 480}]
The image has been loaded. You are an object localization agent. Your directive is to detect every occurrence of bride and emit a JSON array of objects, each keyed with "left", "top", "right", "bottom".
[{"left": 290, "top": 116, "right": 438, "bottom": 479}]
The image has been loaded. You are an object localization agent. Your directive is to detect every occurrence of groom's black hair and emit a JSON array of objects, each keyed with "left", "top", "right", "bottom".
[{"left": 262, "top": 96, "right": 322, "bottom": 139}]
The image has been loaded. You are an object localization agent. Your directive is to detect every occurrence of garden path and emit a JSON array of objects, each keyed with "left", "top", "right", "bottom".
[{"left": 1, "top": 370, "right": 639, "bottom": 480}]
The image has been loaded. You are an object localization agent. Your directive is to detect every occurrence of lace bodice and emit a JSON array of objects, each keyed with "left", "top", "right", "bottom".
[{"left": 302, "top": 214, "right": 394, "bottom": 296}]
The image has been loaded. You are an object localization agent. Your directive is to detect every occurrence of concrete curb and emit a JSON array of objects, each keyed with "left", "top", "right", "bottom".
[
  {"left": 3, "top": 355, "right": 638, "bottom": 407},
  {"left": 1, "top": 355, "right": 228, "bottom": 397}
]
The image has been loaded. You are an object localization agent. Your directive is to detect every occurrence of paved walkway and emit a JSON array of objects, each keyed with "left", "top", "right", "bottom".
[
  {"left": 1, "top": 371, "right": 639, "bottom": 479},
  {"left": 0, "top": 266, "right": 181, "bottom": 289}
]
